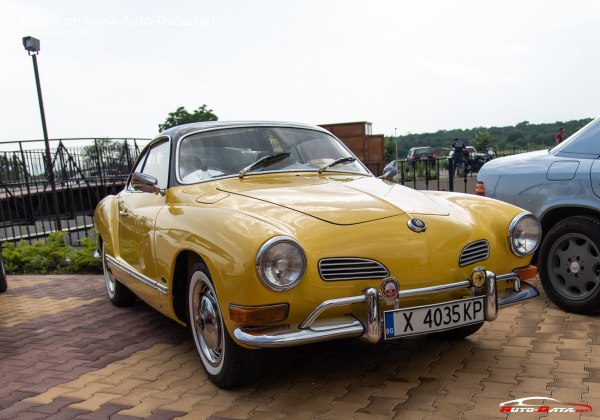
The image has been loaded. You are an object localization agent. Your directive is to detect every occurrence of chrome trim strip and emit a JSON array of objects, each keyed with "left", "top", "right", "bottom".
[
  {"left": 497, "top": 281, "right": 538, "bottom": 307},
  {"left": 234, "top": 318, "right": 364, "bottom": 348},
  {"left": 397, "top": 280, "right": 471, "bottom": 298},
  {"left": 485, "top": 271, "right": 498, "bottom": 321},
  {"left": 105, "top": 254, "right": 168, "bottom": 295},
  {"left": 361, "top": 287, "right": 381, "bottom": 343},
  {"left": 299, "top": 295, "right": 366, "bottom": 329}
]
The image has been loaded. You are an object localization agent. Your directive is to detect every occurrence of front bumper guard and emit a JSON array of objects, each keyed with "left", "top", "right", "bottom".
[{"left": 233, "top": 270, "right": 538, "bottom": 348}]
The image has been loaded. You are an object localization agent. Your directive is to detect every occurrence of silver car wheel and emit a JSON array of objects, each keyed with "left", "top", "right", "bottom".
[
  {"left": 547, "top": 232, "right": 600, "bottom": 301},
  {"left": 189, "top": 270, "right": 224, "bottom": 374}
]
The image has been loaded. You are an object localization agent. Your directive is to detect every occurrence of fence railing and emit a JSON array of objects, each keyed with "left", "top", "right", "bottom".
[{"left": 0, "top": 138, "right": 150, "bottom": 245}]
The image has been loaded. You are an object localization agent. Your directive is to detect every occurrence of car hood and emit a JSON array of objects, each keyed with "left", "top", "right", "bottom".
[{"left": 215, "top": 175, "right": 450, "bottom": 225}]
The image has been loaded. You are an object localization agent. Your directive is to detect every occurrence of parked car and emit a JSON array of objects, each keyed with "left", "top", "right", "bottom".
[
  {"left": 406, "top": 146, "right": 436, "bottom": 171},
  {"left": 477, "top": 117, "right": 600, "bottom": 314},
  {"left": 94, "top": 121, "right": 541, "bottom": 388}
]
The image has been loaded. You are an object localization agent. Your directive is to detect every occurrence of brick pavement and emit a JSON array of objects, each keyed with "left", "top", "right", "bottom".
[{"left": 1, "top": 274, "right": 599, "bottom": 419}]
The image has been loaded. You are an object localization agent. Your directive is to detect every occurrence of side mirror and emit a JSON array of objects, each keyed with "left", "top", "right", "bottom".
[
  {"left": 131, "top": 172, "right": 160, "bottom": 194},
  {"left": 379, "top": 161, "right": 398, "bottom": 180}
]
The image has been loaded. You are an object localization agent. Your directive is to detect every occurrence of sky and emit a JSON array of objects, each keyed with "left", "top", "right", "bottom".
[{"left": 2, "top": 0, "right": 600, "bottom": 143}]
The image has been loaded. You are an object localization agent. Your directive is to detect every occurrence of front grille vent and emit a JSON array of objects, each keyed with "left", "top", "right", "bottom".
[
  {"left": 459, "top": 240, "right": 490, "bottom": 267},
  {"left": 319, "top": 258, "right": 389, "bottom": 281}
]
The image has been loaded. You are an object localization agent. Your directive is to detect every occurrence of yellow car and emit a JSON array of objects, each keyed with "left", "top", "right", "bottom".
[{"left": 94, "top": 121, "right": 541, "bottom": 388}]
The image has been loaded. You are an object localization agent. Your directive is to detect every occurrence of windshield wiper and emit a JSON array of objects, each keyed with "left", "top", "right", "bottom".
[
  {"left": 239, "top": 152, "right": 291, "bottom": 179},
  {"left": 318, "top": 157, "right": 356, "bottom": 174}
]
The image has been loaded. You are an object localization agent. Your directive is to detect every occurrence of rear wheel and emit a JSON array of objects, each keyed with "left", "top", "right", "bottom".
[
  {"left": 102, "top": 242, "right": 136, "bottom": 307},
  {"left": 187, "top": 261, "right": 260, "bottom": 388},
  {"left": 539, "top": 216, "right": 600, "bottom": 314}
]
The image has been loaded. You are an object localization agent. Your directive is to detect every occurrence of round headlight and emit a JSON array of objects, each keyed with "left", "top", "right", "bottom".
[
  {"left": 256, "top": 236, "right": 306, "bottom": 291},
  {"left": 508, "top": 212, "right": 542, "bottom": 257}
]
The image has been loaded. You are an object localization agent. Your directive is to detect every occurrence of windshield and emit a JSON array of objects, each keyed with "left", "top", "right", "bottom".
[
  {"left": 177, "top": 126, "right": 369, "bottom": 183},
  {"left": 552, "top": 117, "right": 600, "bottom": 157}
]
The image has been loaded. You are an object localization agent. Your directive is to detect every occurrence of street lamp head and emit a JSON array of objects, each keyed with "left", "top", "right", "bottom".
[{"left": 23, "top": 36, "right": 40, "bottom": 55}]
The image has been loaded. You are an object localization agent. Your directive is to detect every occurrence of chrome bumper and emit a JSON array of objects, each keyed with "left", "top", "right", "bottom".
[{"left": 233, "top": 270, "right": 538, "bottom": 348}]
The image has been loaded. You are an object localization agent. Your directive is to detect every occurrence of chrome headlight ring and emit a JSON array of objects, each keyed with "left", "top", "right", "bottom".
[
  {"left": 508, "top": 212, "right": 542, "bottom": 257},
  {"left": 256, "top": 236, "right": 307, "bottom": 291}
]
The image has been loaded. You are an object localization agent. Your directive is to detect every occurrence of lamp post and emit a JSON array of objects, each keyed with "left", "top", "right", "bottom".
[{"left": 23, "top": 36, "right": 61, "bottom": 230}]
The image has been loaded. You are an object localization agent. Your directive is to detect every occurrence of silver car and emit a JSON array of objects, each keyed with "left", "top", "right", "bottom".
[{"left": 477, "top": 117, "right": 600, "bottom": 314}]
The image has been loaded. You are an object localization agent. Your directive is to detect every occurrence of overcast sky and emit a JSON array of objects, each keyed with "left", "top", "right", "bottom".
[{"left": 2, "top": 0, "right": 599, "bottom": 142}]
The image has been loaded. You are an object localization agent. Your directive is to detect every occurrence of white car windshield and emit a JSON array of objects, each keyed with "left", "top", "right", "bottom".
[{"left": 177, "top": 126, "right": 369, "bottom": 183}]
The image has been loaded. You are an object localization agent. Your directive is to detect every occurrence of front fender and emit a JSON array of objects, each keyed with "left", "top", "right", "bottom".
[{"left": 93, "top": 195, "right": 120, "bottom": 255}]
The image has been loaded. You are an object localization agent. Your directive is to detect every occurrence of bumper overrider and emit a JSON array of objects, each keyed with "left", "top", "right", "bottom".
[{"left": 233, "top": 267, "right": 538, "bottom": 348}]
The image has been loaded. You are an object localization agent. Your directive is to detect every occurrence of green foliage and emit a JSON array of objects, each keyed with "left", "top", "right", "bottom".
[
  {"left": 70, "top": 237, "right": 102, "bottom": 273},
  {"left": 2, "top": 233, "right": 102, "bottom": 274},
  {"left": 3, "top": 232, "right": 70, "bottom": 274},
  {"left": 158, "top": 105, "right": 218, "bottom": 132},
  {"left": 387, "top": 118, "right": 593, "bottom": 162},
  {"left": 472, "top": 131, "right": 497, "bottom": 151}
]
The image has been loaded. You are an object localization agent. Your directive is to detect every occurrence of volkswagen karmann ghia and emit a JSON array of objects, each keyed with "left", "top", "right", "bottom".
[{"left": 94, "top": 121, "right": 541, "bottom": 388}]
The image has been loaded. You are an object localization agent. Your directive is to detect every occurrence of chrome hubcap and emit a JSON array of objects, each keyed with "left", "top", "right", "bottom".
[
  {"left": 191, "top": 277, "right": 223, "bottom": 367},
  {"left": 199, "top": 294, "right": 220, "bottom": 350}
]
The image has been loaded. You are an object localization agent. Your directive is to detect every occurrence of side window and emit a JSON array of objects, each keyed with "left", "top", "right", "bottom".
[{"left": 140, "top": 140, "right": 170, "bottom": 189}]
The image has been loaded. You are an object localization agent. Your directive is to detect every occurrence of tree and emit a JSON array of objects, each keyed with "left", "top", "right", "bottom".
[
  {"left": 158, "top": 105, "right": 218, "bottom": 131},
  {"left": 472, "top": 131, "right": 497, "bottom": 151}
]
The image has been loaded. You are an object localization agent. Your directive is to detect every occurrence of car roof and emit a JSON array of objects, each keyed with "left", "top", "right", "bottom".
[{"left": 158, "top": 121, "right": 331, "bottom": 142}]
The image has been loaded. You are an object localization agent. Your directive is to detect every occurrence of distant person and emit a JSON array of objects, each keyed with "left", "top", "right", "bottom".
[
  {"left": 555, "top": 127, "right": 565, "bottom": 145},
  {"left": 451, "top": 138, "right": 465, "bottom": 175}
]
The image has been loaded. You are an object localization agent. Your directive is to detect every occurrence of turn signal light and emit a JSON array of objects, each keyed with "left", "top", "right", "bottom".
[
  {"left": 515, "top": 265, "right": 538, "bottom": 281},
  {"left": 475, "top": 182, "right": 485, "bottom": 196},
  {"left": 229, "top": 303, "right": 289, "bottom": 324}
]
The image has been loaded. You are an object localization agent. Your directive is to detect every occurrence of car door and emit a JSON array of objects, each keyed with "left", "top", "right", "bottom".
[{"left": 117, "top": 139, "right": 170, "bottom": 306}]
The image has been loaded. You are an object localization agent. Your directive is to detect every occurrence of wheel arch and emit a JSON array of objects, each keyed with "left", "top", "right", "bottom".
[
  {"left": 535, "top": 205, "right": 600, "bottom": 263},
  {"left": 172, "top": 250, "right": 207, "bottom": 325}
]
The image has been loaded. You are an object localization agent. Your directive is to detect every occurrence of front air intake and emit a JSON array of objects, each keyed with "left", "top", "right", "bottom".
[
  {"left": 459, "top": 240, "right": 490, "bottom": 267},
  {"left": 319, "top": 258, "right": 389, "bottom": 281}
]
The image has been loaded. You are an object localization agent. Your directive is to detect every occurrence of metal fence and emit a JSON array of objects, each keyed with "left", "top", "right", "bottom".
[
  {"left": 0, "top": 138, "right": 149, "bottom": 245},
  {"left": 0, "top": 138, "right": 529, "bottom": 246}
]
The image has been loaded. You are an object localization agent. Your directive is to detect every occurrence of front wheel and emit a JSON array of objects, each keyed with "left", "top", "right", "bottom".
[
  {"left": 187, "top": 261, "right": 261, "bottom": 388},
  {"left": 539, "top": 216, "right": 600, "bottom": 314}
]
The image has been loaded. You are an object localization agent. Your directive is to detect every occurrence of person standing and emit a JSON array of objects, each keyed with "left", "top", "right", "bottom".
[
  {"left": 451, "top": 138, "right": 465, "bottom": 176},
  {"left": 555, "top": 127, "right": 565, "bottom": 145}
]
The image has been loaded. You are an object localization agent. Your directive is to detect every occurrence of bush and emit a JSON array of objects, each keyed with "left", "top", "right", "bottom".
[
  {"left": 70, "top": 237, "right": 102, "bottom": 273},
  {"left": 2, "top": 232, "right": 102, "bottom": 274}
]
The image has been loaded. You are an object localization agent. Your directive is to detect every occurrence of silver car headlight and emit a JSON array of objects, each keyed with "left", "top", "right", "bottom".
[
  {"left": 256, "top": 236, "right": 306, "bottom": 291},
  {"left": 508, "top": 212, "right": 541, "bottom": 257}
]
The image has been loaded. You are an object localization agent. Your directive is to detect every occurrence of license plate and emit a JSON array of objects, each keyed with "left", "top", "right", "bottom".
[{"left": 384, "top": 296, "right": 485, "bottom": 339}]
